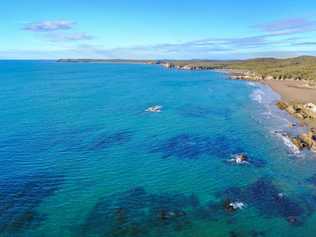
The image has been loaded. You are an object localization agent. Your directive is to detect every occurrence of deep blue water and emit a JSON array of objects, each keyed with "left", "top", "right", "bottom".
[{"left": 1, "top": 60, "right": 316, "bottom": 237}]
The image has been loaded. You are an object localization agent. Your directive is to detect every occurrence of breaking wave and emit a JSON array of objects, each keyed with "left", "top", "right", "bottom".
[
  {"left": 273, "top": 131, "right": 300, "bottom": 154},
  {"left": 250, "top": 89, "right": 265, "bottom": 104}
]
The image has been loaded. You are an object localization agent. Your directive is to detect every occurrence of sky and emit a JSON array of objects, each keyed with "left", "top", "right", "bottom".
[{"left": 2, "top": 0, "right": 316, "bottom": 59}]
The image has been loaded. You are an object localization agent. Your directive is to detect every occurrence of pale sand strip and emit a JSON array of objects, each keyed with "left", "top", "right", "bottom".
[
  {"left": 263, "top": 80, "right": 316, "bottom": 128},
  {"left": 263, "top": 80, "right": 316, "bottom": 104}
]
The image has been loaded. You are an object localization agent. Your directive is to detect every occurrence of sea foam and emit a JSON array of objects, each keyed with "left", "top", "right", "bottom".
[
  {"left": 250, "top": 89, "right": 265, "bottom": 104},
  {"left": 273, "top": 131, "right": 300, "bottom": 154}
]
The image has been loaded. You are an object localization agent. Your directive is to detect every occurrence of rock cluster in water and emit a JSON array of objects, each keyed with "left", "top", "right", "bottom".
[
  {"left": 78, "top": 176, "right": 316, "bottom": 237},
  {"left": 79, "top": 187, "right": 200, "bottom": 237},
  {"left": 149, "top": 133, "right": 267, "bottom": 168},
  {"left": 79, "top": 186, "right": 256, "bottom": 237},
  {"left": 218, "top": 177, "right": 316, "bottom": 226},
  {"left": 89, "top": 130, "right": 133, "bottom": 151}
]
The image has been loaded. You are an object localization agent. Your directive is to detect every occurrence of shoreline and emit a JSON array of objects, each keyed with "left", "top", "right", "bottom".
[
  {"left": 228, "top": 73, "right": 316, "bottom": 152},
  {"left": 263, "top": 80, "right": 316, "bottom": 128},
  {"left": 163, "top": 65, "right": 316, "bottom": 152},
  {"left": 57, "top": 59, "right": 316, "bottom": 152}
]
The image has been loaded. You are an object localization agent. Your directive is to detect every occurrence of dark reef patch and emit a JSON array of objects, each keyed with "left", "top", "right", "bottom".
[
  {"left": 0, "top": 173, "right": 64, "bottom": 234},
  {"left": 148, "top": 133, "right": 266, "bottom": 166},
  {"left": 79, "top": 187, "right": 200, "bottom": 237},
  {"left": 218, "top": 177, "right": 314, "bottom": 225},
  {"left": 149, "top": 133, "right": 267, "bottom": 168},
  {"left": 249, "top": 158, "right": 267, "bottom": 168},
  {"left": 149, "top": 133, "right": 242, "bottom": 160},
  {"left": 79, "top": 186, "right": 277, "bottom": 237},
  {"left": 229, "top": 230, "right": 266, "bottom": 237},
  {"left": 89, "top": 130, "right": 133, "bottom": 151},
  {"left": 55, "top": 127, "right": 98, "bottom": 152},
  {"left": 306, "top": 174, "right": 316, "bottom": 186},
  {"left": 149, "top": 134, "right": 215, "bottom": 159},
  {"left": 178, "top": 105, "right": 232, "bottom": 119}
]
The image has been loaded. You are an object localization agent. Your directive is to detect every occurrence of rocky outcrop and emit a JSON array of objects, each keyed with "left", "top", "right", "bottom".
[
  {"left": 276, "top": 101, "right": 316, "bottom": 121},
  {"left": 160, "top": 63, "right": 218, "bottom": 71},
  {"left": 161, "top": 63, "right": 175, "bottom": 69},
  {"left": 230, "top": 71, "right": 262, "bottom": 81},
  {"left": 276, "top": 101, "right": 289, "bottom": 110},
  {"left": 276, "top": 101, "right": 316, "bottom": 152},
  {"left": 291, "top": 129, "right": 316, "bottom": 152}
]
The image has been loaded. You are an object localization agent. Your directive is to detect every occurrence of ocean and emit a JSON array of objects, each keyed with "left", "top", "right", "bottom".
[{"left": 1, "top": 60, "right": 316, "bottom": 237}]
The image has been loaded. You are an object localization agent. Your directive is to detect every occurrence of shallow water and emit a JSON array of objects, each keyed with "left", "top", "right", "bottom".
[{"left": 1, "top": 61, "right": 316, "bottom": 237}]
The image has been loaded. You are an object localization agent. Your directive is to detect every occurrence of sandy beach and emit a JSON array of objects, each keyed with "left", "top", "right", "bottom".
[
  {"left": 264, "top": 80, "right": 316, "bottom": 104},
  {"left": 263, "top": 80, "right": 316, "bottom": 128}
]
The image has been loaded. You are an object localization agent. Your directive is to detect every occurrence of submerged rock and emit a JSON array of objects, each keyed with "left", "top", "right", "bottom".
[
  {"left": 218, "top": 177, "right": 311, "bottom": 225},
  {"left": 306, "top": 174, "right": 316, "bottom": 186},
  {"left": 149, "top": 133, "right": 246, "bottom": 161},
  {"left": 80, "top": 187, "right": 198, "bottom": 237},
  {"left": 90, "top": 130, "right": 133, "bottom": 151},
  {"left": 0, "top": 173, "right": 64, "bottom": 235}
]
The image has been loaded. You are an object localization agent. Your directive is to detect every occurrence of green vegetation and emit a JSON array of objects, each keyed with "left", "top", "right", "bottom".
[
  {"left": 160, "top": 56, "right": 316, "bottom": 81},
  {"left": 58, "top": 56, "right": 316, "bottom": 81}
]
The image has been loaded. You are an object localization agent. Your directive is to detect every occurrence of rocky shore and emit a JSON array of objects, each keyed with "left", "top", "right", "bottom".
[
  {"left": 57, "top": 57, "right": 316, "bottom": 153},
  {"left": 159, "top": 61, "right": 316, "bottom": 153},
  {"left": 159, "top": 62, "right": 216, "bottom": 71},
  {"left": 159, "top": 62, "right": 274, "bottom": 80},
  {"left": 276, "top": 101, "right": 316, "bottom": 152}
]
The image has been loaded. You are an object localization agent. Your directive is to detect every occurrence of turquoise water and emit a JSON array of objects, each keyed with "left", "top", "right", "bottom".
[{"left": 1, "top": 61, "right": 316, "bottom": 237}]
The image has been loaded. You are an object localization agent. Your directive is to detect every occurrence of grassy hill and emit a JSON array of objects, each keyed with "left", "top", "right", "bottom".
[
  {"left": 160, "top": 56, "right": 316, "bottom": 81},
  {"left": 58, "top": 56, "right": 316, "bottom": 81}
]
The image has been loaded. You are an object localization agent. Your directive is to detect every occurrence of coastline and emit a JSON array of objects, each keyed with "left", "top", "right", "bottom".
[
  {"left": 57, "top": 59, "right": 316, "bottom": 152},
  {"left": 263, "top": 80, "right": 316, "bottom": 127},
  {"left": 228, "top": 73, "right": 316, "bottom": 152},
  {"left": 167, "top": 65, "right": 316, "bottom": 152}
]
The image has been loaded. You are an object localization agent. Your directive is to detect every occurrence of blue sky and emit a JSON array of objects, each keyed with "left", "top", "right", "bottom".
[{"left": 2, "top": 0, "right": 316, "bottom": 59}]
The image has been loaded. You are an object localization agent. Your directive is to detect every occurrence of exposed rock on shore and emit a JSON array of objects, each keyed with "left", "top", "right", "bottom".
[
  {"left": 291, "top": 129, "right": 316, "bottom": 152},
  {"left": 276, "top": 101, "right": 316, "bottom": 151},
  {"left": 160, "top": 62, "right": 217, "bottom": 71},
  {"left": 161, "top": 63, "right": 175, "bottom": 69},
  {"left": 276, "top": 101, "right": 316, "bottom": 121},
  {"left": 230, "top": 70, "right": 262, "bottom": 81}
]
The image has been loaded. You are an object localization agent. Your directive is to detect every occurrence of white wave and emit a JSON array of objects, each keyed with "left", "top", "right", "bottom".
[
  {"left": 247, "top": 82, "right": 257, "bottom": 87},
  {"left": 229, "top": 201, "right": 246, "bottom": 210},
  {"left": 250, "top": 89, "right": 265, "bottom": 104},
  {"left": 273, "top": 131, "right": 300, "bottom": 154}
]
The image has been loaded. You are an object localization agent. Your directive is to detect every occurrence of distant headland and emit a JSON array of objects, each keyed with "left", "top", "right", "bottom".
[{"left": 57, "top": 56, "right": 316, "bottom": 81}]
